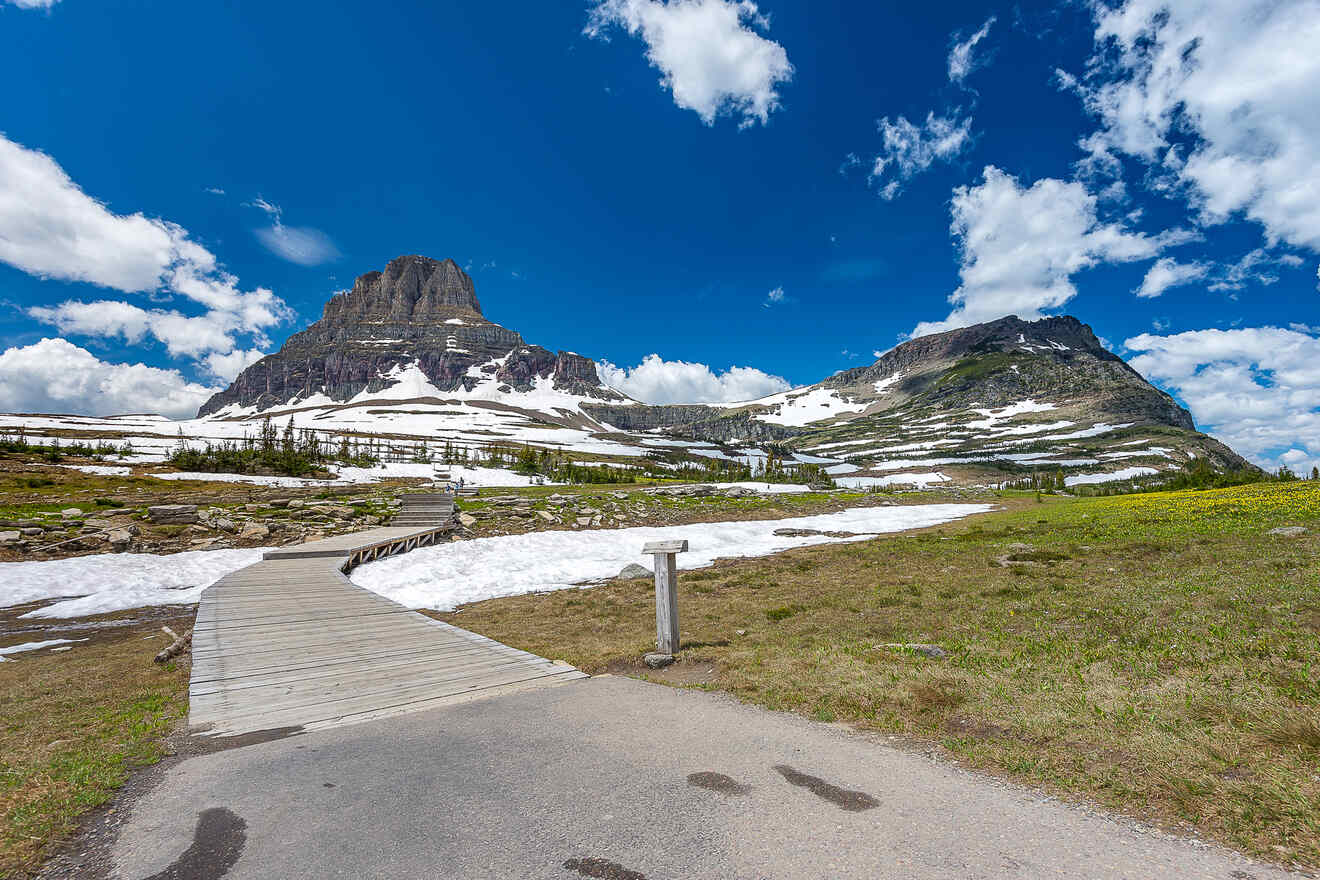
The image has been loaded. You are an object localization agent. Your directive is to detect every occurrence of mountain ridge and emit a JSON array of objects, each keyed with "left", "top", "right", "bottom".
[{"left": 197, "top": 254, "right": 1254, "bottom": 487}]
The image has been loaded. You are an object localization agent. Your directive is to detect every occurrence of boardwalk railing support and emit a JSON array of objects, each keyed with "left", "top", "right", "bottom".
[{"left": 642, "top": 539, "right": 688, "bottom": 656}]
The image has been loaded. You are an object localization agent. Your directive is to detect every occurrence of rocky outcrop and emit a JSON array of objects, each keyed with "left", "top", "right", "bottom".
[
  {"left": 583, "top": 404, "right": 801, "bottom": 442},
  {"left": 822, "top": 315, "right": 1196, "bottom": 431},
  {"left": 199, "top": 256, "right": 626, "bottom": 416},
  {"left": 321, "top": 255, "right": 482, "bottom": 323}
]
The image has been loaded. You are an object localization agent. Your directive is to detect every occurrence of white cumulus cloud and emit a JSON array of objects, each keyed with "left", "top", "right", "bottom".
[
  {"left": 913, "top": 166, "right": 1193, "bottom": 337},
  {"left": 585, "top": 0, "right": 794, "bottom": 128},
  {"left": 1073, "top": 0, "right": 1320, "bottom": 252},
  {"left": 1136, "top": 257, "right": 1209, "bottom": 298},
  {"left": 201, "top": 348, "right": 268, "bottom": 382},
  {"left": 1125, "top": 326, "right": 1320, "bottom": 474},
  {"left": 0, "top": 133, "right": 288, "bottom": 362},
  {"left": 4, "top": 0, "right": 59, "bottom": 8},
  {"left": 0, "top": 339, "right": 220, "bottom": 419},
  {"left": 598, "top": 354, "right": 790, "bottom": 404}
]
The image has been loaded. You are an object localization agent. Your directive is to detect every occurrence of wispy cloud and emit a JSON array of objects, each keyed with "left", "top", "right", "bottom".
[
  {"left": 948, "top": 16, "right": 996, "bottom": 83},
  {"left": 246, "top": 197, "right": 339, "bottom": 266}
]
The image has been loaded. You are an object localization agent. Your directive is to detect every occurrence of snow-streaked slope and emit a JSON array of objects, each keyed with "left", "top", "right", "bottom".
[{"left": 741, "top": 386, "right": 869, "bottom": 427}]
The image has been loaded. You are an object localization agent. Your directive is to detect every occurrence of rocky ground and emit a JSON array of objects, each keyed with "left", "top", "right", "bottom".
[{"left": 0, "top": 452, "right": 999, "bottom": 562}]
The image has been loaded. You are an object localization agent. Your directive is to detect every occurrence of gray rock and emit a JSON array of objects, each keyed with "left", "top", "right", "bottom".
[
  {"left": 148, "top": 504, "right": 200, "bottom": 525},
  {"left": 643, "top": 653, "right": 674, "bottom": 669},
  {"left": 457, "top": 513, "right": 478, "bottom": 528},
  {"left": 0, "top": 530, "right": 21, "bottom": 545},
  {"left": 60, "top": 507, "right": 83, "bottom": 518},
  {"left": 879, "top": 643, "right": 948, "bottom": 659},
  {"left": 535, "top": 510, "right": 556, "bottom": 522},
  {"left": 575, "top": 516, "right": 592, "bottom": 527},
  {"left": 107, "top": 529, "right": 134, "bottom": 550},
  {"left": 618, "top": 563, "right": 652, "bottom": 580},
  {"left": 211, "top": 518, "right": 237, "bottom": 533},
  {"left": 1268, "top": 526, "right": 1308, "bottom": 537},
  {"left": 19, "top": 527, "right": 43, "bottom": 537},
  {"left": 239, "top": 523, "right": 270, "bottom": 540}
]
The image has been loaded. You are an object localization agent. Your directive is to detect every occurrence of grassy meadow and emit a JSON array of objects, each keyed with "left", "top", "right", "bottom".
[{"left": 436, "top": 481, "right": 1320, "bottom": 869}]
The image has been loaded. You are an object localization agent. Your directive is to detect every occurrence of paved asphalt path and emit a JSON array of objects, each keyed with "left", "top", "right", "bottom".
[{"left": 109, "top": 676, "right": 1300, "bottom": 880}]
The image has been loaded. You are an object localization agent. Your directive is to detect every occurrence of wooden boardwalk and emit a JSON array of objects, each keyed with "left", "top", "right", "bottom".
[{"left": 189, "top": 525, "right": 586, "bottom": 736}]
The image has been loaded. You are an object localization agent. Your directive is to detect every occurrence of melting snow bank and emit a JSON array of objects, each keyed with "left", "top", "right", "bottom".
[
  {"left": 836, "top": 473, "right": 949, "bottom": 489},
  {"left": 140, "top": 463, "right": 553, "bottom": 488},
  {"left": 0, "top": 638, "right": 88, "bottom": 660},
  {"left": 1065, "top": 467, "right": 1160, "bottom": 487},
  {"left": 2, "top": 548, "right": 269, "bottom": 619},
  {"left": 351, "top": 504, "right": 992, "bottom": 612}
]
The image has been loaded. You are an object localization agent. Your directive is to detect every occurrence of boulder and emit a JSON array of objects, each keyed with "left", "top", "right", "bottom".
[
  {"left": 1268, "top": 526, "right": 1308, "bottom": 537},
  {"left": 107, "top": 529, "right": 134, "bottom": 550},
  {"left": 618, "top": 563, "right": 652, "bottom": 580},
  {"left": 210, "top": 517, "right": 237, "bottom": 533},
  {"left": 60, "top": 507, "right": 83, "bottom": 518},
  {"left": 0, "top": 530, "right": 21, "bottom": 545},
  {"left": 643, "top": 652, "right": 674, "bottom": 669},
  {"left": 239, "top": 523, "right": 270, "bottom": 540},
  {"left": 535, "top": 510, "right": 555, "bottom": 522},
  {"left": 148, "top": 504, "right": 200, "bottom": 525},
  {"left": 458, "top": 513, "right": 478, "bottom": 528}
]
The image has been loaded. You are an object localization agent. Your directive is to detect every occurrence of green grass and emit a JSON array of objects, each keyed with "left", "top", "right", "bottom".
[
  {"left": 0, "top": 624, "right": 191, "bottom": 878},
  {"left": 435, "top": 482, "right": 1320, "bottom": 869}
]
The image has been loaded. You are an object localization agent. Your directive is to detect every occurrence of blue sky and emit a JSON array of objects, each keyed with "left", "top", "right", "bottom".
[{"left": 0, "top": 0, "right": 1316, "bottom": 471}]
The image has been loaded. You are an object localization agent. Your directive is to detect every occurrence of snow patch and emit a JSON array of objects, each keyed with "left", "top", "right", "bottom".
[
  {"left": 0, "top": 638, "right": 88, "bottom": 660},
  {"left": 1064, "top": 467, "right": 1160, "bottom": 487},
  {"left": 351, "top": 504, "right": 991, "bottom": 611},
  {"left": 3, "top": 548, "right": 269, "bottom": 618}
]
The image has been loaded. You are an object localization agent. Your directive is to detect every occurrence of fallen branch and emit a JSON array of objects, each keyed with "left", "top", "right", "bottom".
[{"left": 154, "top": 625, "right": 193, "bottom": 663}]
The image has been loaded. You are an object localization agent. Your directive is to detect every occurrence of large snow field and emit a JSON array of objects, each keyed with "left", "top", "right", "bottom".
[
  {"left": 1, "top": 548, "right": 268, "bottom": 619},
  {"left": 351, "top": 503, "right": 992, "bottom": 612}
]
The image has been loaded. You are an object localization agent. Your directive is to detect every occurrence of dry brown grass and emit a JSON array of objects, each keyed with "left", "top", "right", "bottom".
[
  {"left": 0, "top": 615, "right": 191, "bottom": 878},
  {"left": 433, "top": 488, "right": 1320, "bottom": 869}
]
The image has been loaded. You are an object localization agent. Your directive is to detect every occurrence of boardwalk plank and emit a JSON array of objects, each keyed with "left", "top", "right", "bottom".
[{"left": 188, "top": 515, "right": 584, "bottom": 735}]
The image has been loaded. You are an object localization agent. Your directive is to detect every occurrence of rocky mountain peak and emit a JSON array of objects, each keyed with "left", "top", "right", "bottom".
[
  {"left": 196, "top": 255, "right": 627, "bottom": 417},
  {"left": 321, "top": 255, "right": 482, "bottom": 326}
]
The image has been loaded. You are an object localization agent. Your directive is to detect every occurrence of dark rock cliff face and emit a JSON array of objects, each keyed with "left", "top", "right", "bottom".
[
  {"left": 582, "top": 404, "right": 801, "bottom": 442},
  {"left": 199, "top": 256, "right": 626, "bottom": 416}
]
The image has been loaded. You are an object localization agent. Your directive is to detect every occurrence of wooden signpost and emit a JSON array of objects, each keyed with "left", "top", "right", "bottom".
[{"left": 642, "top": 539, "right": 688, "bottom": 656}]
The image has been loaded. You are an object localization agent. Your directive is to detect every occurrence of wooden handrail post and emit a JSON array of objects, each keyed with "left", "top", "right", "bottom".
[{"left": 642, "top": 539, "right": 688, "bottom": 655}]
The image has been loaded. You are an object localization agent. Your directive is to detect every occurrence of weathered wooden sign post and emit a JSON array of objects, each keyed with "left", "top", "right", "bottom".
[{"left": 642, "top": 539, "right": 688, "bottom": 658}]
